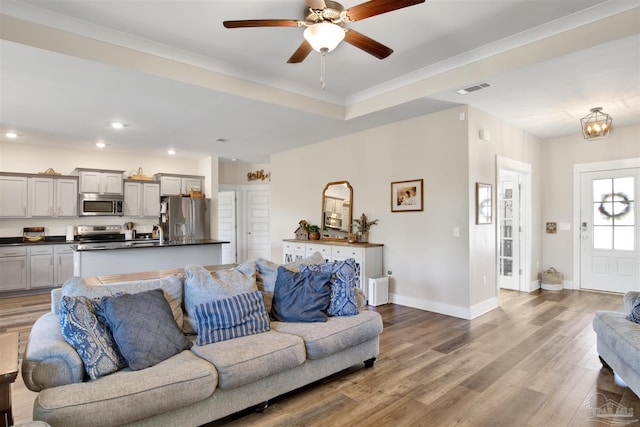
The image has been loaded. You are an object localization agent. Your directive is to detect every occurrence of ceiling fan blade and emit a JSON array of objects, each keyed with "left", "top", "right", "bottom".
[
  {"left": 345, "top": 0, "right": 425, "bottom": 22},
  {"left": 223, "top": 19, "right": 302, "bottom": 28},
  {"left": 287, "top": 40, "right": 314, "bottom": 63},
  {"left": 306, "top": 0, "right": 327, "bottom": 10},
  {"left": 344, "top": 30, "right": 393, "bottom": 59}
]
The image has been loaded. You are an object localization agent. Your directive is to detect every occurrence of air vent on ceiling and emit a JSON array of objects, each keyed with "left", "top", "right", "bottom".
[{"left": 457, "top": 82, "right": 492, "bottom": 95}]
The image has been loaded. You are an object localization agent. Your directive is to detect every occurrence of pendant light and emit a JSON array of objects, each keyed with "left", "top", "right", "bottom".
[{"left": 580, "top": 107, "right": 613, "bottom": 141}]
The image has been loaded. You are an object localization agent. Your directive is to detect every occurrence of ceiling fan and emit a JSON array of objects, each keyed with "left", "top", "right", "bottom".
[{"left": 223, "top": 0, "right": 426, "bottom": 88}]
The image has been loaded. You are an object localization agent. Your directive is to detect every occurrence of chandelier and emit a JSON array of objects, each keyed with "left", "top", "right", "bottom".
[{"left": 580, "top": 107, "right": 613, "bottom": 141}]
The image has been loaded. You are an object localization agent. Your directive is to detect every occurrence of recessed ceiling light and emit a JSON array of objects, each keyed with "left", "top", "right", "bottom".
[
  {"left": 109, "top": 121, "right": 128, "bottom": 129},
  {"left": 167, "top": 149, "right": 176, "bottom": 155},
  {"left": 96, "top": 142, "right": 106, "bottom": 148},
  {"left": 231, "top": 158, "right": 238, "bottom": 162},
  {"left": 5, "top": 132, "right": 18, "bottom": 139}
]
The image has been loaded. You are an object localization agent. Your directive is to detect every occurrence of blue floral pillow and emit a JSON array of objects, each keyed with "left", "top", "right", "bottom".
[
  {"left": 627, "top": 295, "right": 640, "bottom": 324},
  {"left": 301, "top": 258, "right": 360, "bottom": 317},
  {"left": 59, "top": 295, "right": 126, "bottom": 380}
]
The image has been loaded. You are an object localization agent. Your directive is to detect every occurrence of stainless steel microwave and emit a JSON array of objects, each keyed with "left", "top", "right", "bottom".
[{"left": 79, "top": 194, "right": 124, "bottom": 216}]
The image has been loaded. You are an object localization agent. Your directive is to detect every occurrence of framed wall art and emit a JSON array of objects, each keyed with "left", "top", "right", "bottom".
[
  {"left": 391, "top": 179, "right": 423, "bottom": 212},
  {"left": 476, "top": 182, "right": 492, "bottom": 224}
]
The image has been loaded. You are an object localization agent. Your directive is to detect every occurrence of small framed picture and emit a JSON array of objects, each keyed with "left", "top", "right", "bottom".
[
  {"left": 476, "top": 182, "right": 492, "bottom": 224},
  {"left": 391, "top": 179, "right": 423, "bottom": 212}
]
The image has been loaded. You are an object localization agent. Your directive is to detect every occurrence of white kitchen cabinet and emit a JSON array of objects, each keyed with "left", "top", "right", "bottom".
[
  {"left": 29, "top": 245, "right": 54, "bottom": 288},
  {"left": 55, "top": 245, "right": 74, "bottom": 285},
  {"left": 77, "top": 170, "right": 124, "bottom": 194},
  {"left": 155, "top": 174, "right": 203, "bottom": 196},
  {"left": 124, "top": 181, "right": 160, "bottom": 217},
  {"left": 29, "top": 177, "right": 78, "bottom": 217},
  {"left": 0, "top": 175, "right": 28, "bottom": 217},
  {"left": 0, "top": 246, "right": 28, "bottom": 291},
  {"left": 282, "top": 240, "right": 383, "bottom": 301}
]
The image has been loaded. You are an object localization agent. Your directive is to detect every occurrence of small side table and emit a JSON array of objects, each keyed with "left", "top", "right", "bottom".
[{"left": 0, "top": 332, "right": 19, "bottom": 427}]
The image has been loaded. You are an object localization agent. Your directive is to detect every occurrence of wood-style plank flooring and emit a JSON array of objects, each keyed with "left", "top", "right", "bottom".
[{"left": 2, "top": 289, "right": 639, "bottom": 426}]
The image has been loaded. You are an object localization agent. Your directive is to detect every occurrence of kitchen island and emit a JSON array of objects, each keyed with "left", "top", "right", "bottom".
[{"left": 72, "top": 239, "right": 228, "bottom": 277}]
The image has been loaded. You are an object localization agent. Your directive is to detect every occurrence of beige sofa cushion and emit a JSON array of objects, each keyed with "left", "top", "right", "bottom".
[
  {"left": 191, "top": 330, "right": 306, "bottom": 390},
  {"left": 271, "top": 310, "right": 384, "bottom": 360},
  {"left": 33, "top": 351, "right": 216, "bottom": 427}
]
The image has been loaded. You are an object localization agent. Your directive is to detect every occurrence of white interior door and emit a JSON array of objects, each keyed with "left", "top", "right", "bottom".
[
  {"left": 244, "top": 190, "right": 271, "bottom": 261},
  {"left": 217, "top": 191, "right": 237, "bottom": 264},
  {"left": 499, "top": 172, "right": 521, "bottom": 290},
  {"left": 580, "top": 168, "right": 640, "bottom": 293}
]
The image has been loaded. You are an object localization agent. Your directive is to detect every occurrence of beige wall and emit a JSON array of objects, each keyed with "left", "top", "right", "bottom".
[
  {"left": 541, "top": 124, "right": 640, "bottom": 283},
  {"left": 272, "top": 105, "right": 547, "bottom": 318},
  {"left": 273, "top": 106, "right": 474, "bottom": 317},
  {"left": 219, "top": 162, "right": 271, "bottom": 185}
]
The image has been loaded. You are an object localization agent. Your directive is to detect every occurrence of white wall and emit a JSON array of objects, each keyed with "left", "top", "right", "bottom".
[{"left": 541, "top": 124, "right": 640, "bottom": 282}]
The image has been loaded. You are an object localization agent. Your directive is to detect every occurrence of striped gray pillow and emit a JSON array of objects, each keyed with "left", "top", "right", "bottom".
[{"left": 194, "top": 291, "right": 270, "bottom": 345}]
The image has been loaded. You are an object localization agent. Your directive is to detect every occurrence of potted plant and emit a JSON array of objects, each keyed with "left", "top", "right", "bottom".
[
  {"left": 352, "top": 213, "right": 378, "bottom": 243},
  {"left": 306, "top": 224, "right": 321, "bottom": 240}
]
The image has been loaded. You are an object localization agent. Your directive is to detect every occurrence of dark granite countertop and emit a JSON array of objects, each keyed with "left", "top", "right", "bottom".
[
  {"left": 0, "top": 235, "right": 71, "bottom": 247},
  {"left": 71, "top": 239, "right": 228, "bottom": 251}
]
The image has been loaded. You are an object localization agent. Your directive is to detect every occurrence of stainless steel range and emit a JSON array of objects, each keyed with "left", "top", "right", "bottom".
[{"left": 76, "top": 225, "right": 125, "bottom": 243}]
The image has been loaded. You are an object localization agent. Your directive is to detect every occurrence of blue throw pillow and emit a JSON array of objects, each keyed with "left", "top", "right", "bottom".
[
  {"left": 301, "top": 258, "right": 360, "bottom": 317},
  {"left": 627, "top": 295, "right": 640, "bottom": 324},
  {"left": 59, "top": 295, "right": 126, "bottom": 380},
  {"left": 98, "top": 289, "right": 192, "bottom": 371},
  {"left": 270, "top": 266, "right": 331, "bottom": 322},
  {"left": 194, "top": 291, "right": 270, "bottom": 345}
]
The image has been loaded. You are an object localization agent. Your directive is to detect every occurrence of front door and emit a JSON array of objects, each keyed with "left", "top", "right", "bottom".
[{"left": 580, "top": 168, "right": 640, "bottom": 293}]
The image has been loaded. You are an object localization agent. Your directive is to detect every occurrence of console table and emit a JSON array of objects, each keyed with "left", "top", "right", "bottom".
[
  {"left": 282, "top": 239, "right": 383, "bottom": 301},
  {"left": 0, "top": 332, "right": 18, "bottom": 427}
]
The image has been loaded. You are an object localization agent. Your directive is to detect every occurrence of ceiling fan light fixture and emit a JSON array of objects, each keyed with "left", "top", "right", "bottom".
[
  {"left": 303, "top": 22, "right": 345, "bottom": 52},
  {"left": 580, "top": 107, "right": 612, "bottom": 141}
]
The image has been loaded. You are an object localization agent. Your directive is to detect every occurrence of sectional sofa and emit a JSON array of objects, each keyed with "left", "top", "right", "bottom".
[{"left": 21, "top": 253, "right": 383, "bottom": 426}]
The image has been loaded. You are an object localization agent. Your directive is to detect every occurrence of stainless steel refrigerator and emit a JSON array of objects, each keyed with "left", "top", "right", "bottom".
[{"left": 160, "top": 197, "right": 211, "bottom": 241}]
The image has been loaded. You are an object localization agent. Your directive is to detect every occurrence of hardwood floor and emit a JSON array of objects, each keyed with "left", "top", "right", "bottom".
[{"left": 2, "top": 289, "right": 638, "bottom": 426}]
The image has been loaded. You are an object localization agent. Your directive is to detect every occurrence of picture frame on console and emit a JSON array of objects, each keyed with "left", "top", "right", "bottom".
[{"left": 391, "top": 179, "right": 423, "bottom": 212}]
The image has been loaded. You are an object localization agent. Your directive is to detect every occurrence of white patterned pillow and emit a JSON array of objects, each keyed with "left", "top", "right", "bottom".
[
  {"left": 301, "top": 258, "right": 360, "bottom": 316},
  {"left": 59, "top": 295, "right": 126, "bottom": 380},
  {"left": 194, "top": 291, "right": 270, "bottom": 345}
]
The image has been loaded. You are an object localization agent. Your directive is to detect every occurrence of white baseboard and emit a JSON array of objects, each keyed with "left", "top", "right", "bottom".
[{"left": 389, "top": 293, "right": 499, "bottom": 320}]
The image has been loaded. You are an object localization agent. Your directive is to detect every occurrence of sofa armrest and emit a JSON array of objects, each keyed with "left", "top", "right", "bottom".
[
  {"left": 624, "top": 292, "right": 640, "bottom": 315},
  {"left": 22, "top": 312, "right": 85, "bottom": 391}
]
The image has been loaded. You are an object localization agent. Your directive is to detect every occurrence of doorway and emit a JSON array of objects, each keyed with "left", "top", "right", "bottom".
[
  {"left": 218, "top": 185, "right": 271, "bottom": 263},
  {"left": 576, "top": 162, "right": 640, "bottom": 293},
  {"left": 497, "top": 156, "right": 532, "bottom": 293}
]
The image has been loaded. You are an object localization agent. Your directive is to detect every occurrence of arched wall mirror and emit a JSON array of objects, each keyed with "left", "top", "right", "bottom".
[{"left": 321, "top": 181, "right": 353, "bottom": 240}]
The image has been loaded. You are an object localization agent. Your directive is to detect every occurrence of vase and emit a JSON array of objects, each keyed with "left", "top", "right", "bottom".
[
  {"left": 357, "top": 231, "right": 368, "bottom": 243},
  {"left": 309, "top": 231, "right": 320, "bottom": 240}
]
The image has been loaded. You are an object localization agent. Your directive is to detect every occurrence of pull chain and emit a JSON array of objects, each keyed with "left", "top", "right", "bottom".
[{"left": 320, "top": 48, "right": 328, "bottom": 90}]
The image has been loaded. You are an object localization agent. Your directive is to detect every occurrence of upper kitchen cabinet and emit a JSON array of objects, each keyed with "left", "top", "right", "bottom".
[
  {"left": 75, "top": 168, "right": 124, "bottom": 195},
  {"left": 0, "top": 174, "right": 28, "bottom": 217},
  {"left": 29, "top": 176, "right": 78, "bottom": 217},
  {"left": 154, "top": 174, "right": 203, "bottom": 196},
  {"left": 124, "top": 180, "right": 160, "bottom": 217}
]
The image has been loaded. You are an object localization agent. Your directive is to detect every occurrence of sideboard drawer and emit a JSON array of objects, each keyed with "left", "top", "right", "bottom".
[
  {"left": 332, "top": 246, "right": 364, "bottom": 260},
  {"left": 283, "top": 242, "right": 306, "bottom": 253},
  {"left": 306, "top": 244, "right": 331, "bottom": 259}
]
